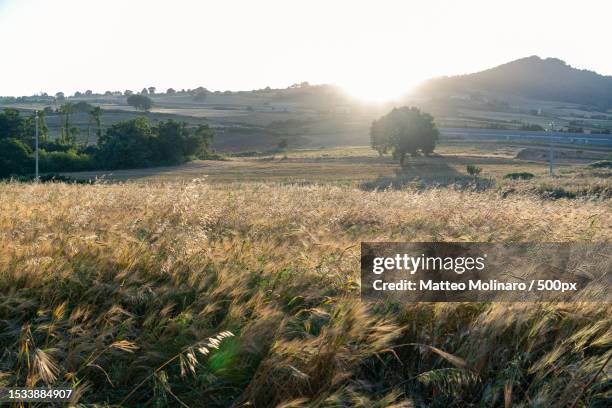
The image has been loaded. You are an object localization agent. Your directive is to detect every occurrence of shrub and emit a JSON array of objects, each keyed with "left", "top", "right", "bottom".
[
  {"left": 588, "top": 160, "right": 612, "bottom": 169},
  {"left": 127, "top": 94, "right": 153, "bottom": 111},
  {"left": 539, "top": 187, "right": 577, "bottom": 199},
  {"left": 519, "top": 123, "right": 545, "bottom": 131},
  {"left": 96, "top": 118, "right": 156, "bottom": 169},
  {"left": 0, "top": 138, "right": 33, "bottom": 178},
  {"left": 535, "top": 184, "right": 611, "bottom": 200},
  {"left": 39, "top": 140, "right": 74, "bottom": 153},
  {"left": 504, "top": 172, "right": 535, "bottom": 180},
  {"left": 39, "top": 150, "right": 94, "bottom": 172},
  {"left": 8, "top": 173, "right": 93, "bottom": 183},
  {"left": 466, "top": 164, "right": 482, "bottom": 179},
  {"left": 96, "top": 118, "right": 216, "bottom": 170}
]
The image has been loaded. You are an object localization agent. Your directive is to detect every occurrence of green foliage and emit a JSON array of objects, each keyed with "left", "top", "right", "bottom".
[
  {"left": 504, "top": 172, "right": 534, "bottom": 180},
  {"left": 96, "top": 118, "right": 215, "bottom": 170},
  {"left": 96, "top": 117, "right": 156, "bottom": 169},
  {"left": 540, "top": 187, "right": 577, "bottom": 199},
  {"left": 36, "top": 109, "right": 49, "bottom": 142},
  {"left": 519, "top": 123, "right": 545, "bottom": 131},
  {"left": 8, "top": 173, "right": 93, "bottom": 183},
  {"left": 193, "top": 91, "right": 208, "bottom": 101},
  {"left": 89, "top": 106, "right": 103, "bottom": 140},
  {"left": 534, "top": 184, "right": 611, "bottom": 200},
  {"left": 0, "top": 108, "right": 32, "bottom": 142},
  {"left": 277, "top": 138, "right": 288, "bottom": 149},
  {"left": 0, "top": 113, "right": 214, "bottom": 175},
  {"left": 568, "top": 126, "right": 584, "bottom": 134},
  {"left": 58, "top": 103, "right": 75, "bottom": 144},
  {"left": 0, "top": 138, "right": 33, "bottom": 177},
  {"left": 154, "top": 120, "right": 215, "bottom": 164},
  {"left": 589, "top": 160, "right": 612, "bottom": 169},
  {"left": 0, "top": 107, "right": 94, "bottom": 177},
  {"left": 466, "top": 164, "right": 482, "bottom": 178},
  {"left": 72, "top": 101, "right": 94, "bottom": 113},
  {"left": 127, "top": 94, "right": 153, "bottom": 111},
  {"left": 39, "top": 150, "right": 94, "bottom": 172},
  {"left": 370, "top": 106, "right": 439, "bottom": 166},
  {"left": 39, "top": 141, "right": 74, "bottom": 153}
]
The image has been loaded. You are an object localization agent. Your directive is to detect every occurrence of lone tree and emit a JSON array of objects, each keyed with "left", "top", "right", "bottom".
[
  {"left": 370, "top": 106, "right": 439, "bottom": 166},
  {"left": 193, "top": 91, "right": 208, "bottom": 102},
  {"left": 127, "top": 94, "right": 153, "bottom": 112},
  {"left": 89, "top": 106, "right": 102, "bottom": 143},
  {"left": 466, "top": 164, "right": 482, "bottom": 181}
]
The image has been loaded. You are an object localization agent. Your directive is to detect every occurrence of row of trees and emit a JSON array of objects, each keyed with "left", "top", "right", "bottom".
[
  {"left": 0, "top": 108, "right": 215, "bottom": 178},
  {"left": 59, "top": 86, "right": 211, "bottom": 99},
  {"left": 11, "top": 83, "right": 314, "bottom": 103},
  {"left": 97, "top": 118, "right": 214, "bottom": 169}
]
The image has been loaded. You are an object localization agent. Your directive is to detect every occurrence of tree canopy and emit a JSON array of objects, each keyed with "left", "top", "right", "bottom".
[
  {"left": 96, "top": 118, "right": 214, "bottom": 169},
  {"left": 0, "top": 138, "right": 32, "bottom": 178},
  {"left": 127, "top": 94, "right": 153, "bottom": 112},
  {"left": 0, "top": 107, "right": 216, "bottom": 178},
  {"left": 96, "top": 118, "right": 155, "bottom": 169},
  {"left": 370, "top": 106, "right": 439, "bottom": 166}
]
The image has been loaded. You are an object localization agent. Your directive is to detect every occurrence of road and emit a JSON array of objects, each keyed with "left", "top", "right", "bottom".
[{"left": 441, "top": 127, "right": 612, "bottom": 147}]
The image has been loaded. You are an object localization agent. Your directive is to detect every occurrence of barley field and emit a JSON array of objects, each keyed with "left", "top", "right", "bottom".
[{"left": 0, "top": 177, "right": 610, "bottom": 407}]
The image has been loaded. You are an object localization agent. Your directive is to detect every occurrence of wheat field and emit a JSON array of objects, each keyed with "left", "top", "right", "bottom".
[{"left": 0, "top": 180, "right": 610, "bottom": 407}]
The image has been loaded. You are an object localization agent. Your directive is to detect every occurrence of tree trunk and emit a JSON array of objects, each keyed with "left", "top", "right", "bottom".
[{"left": 400, "top": 152, "right": 406, "bottom": 167}]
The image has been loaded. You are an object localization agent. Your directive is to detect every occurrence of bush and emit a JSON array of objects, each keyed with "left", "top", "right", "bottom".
[
  {"left": 39, "top": 150, "right": 95, "bottom": 172},
  {"left": 96, "top": 118, "right": 156, "bottom": 169},
  {"left": 539, "top": 187, "right": 577, "bottom": 199},
  {"left": 39, "top": 140, "right": 74, "bottom": 153},
  {"left": 466, "top": 164, "right": 482, "bottom": 178},
  {"left": 0, "top": 138, "right": 33, "bottom": 178},
  {"left": 8, "top": 174, "right": 93, "bottom": 184},
  {"left": 519, "top": 123, "right": 545, "bottom": 131},
  {"left": 588, "top": 160, "right": 612, "bottom": 169},
  {"left": 154, "top": 120, "right": 215, "bottom": 164},
  {"left": 96, "top": 118, "right": 216, "bottom": 170},
  {"left": 127, "top": 94, "right": 153, "bottom": 111},
  {"left": 535, "top": 184, "right": 611, "bottom": 200},
  {"left": 504, "top": 172, "right": 535, "bottom": 180}
]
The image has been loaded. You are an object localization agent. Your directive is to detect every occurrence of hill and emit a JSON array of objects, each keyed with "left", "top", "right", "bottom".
[{"left": 415, "top": 56, "right": 612, "bottom": 109}]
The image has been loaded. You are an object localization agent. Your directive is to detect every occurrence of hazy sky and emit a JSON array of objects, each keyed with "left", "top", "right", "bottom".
[{"left": 1, "top": 0, "right": 611, "bottom": 101}]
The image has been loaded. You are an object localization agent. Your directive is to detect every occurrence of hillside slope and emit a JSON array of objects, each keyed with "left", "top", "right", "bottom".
[{"left": 416, "top": 56, "right": 612, "bottom": 108}]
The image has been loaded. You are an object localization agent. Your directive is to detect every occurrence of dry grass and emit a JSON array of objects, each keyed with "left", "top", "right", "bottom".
[
  {"left": 60, "top": 152, "right": 605, "bottom": 188},
  {"left": 0, "top": 180, "right": 610, "bottom": 406}
]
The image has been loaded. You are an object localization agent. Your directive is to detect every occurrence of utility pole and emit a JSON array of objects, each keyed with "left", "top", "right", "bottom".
[
  {"left": 35, "top": 110, "right": 39, "bottom": 180},
  {"left": 548, "top": 121, "right": 554, "bottom": 176}
]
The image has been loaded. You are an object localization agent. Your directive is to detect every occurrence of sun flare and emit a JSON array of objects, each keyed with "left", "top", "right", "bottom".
[{"left": 339, "top": 77, "right": 419, "bottom": 103}]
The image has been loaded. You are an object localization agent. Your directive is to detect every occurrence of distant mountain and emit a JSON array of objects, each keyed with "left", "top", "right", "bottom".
[{"left": 415, "top": 56, "right": 612, "bottom": 109}]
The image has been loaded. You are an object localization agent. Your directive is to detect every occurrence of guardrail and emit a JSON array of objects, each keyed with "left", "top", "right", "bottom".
[{"left": 440, "top": 128, "right": 612, "bottom": 146}]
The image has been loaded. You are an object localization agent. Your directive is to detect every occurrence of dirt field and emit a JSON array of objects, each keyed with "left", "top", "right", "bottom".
[{"left": 59, "top": 145, "right": 594, "bottom": 184}]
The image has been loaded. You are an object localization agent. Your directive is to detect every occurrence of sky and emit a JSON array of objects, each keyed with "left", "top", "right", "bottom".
[{"left": 1, "top": 0, "right": 611, "bottom": 102}]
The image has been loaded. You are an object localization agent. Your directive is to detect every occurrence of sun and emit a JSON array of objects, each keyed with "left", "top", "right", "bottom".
[{"left": 339, "top": 77, "right": 418, "bottom": 104}]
